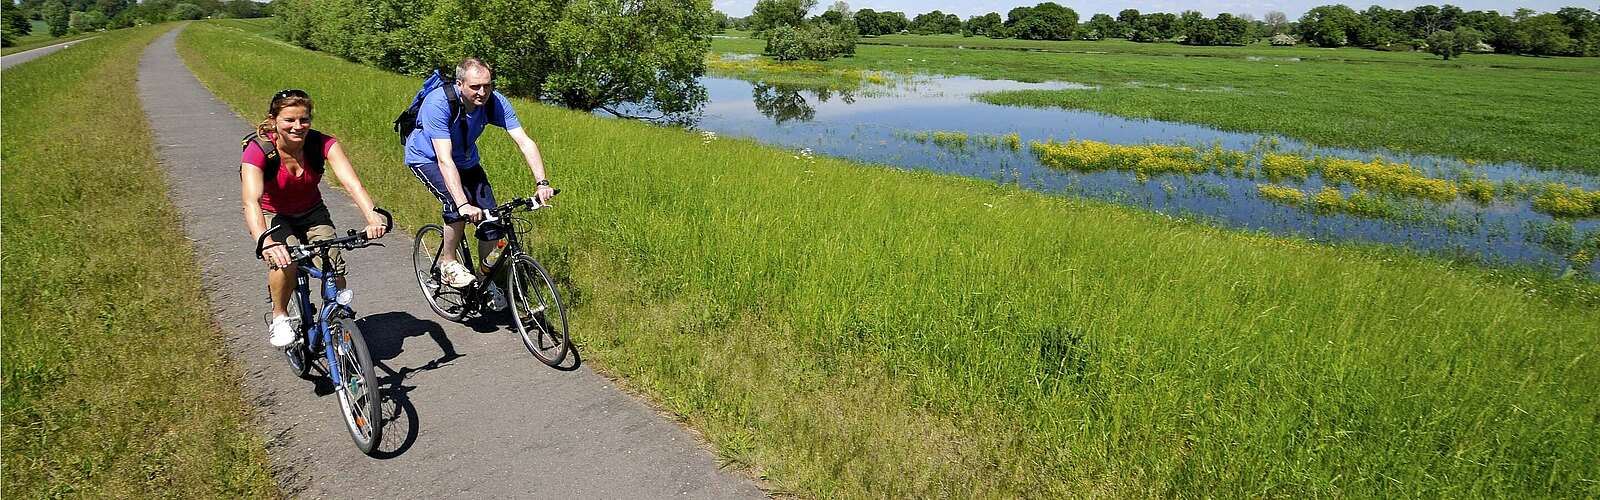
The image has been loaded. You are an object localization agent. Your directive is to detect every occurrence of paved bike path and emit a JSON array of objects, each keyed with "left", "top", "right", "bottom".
[
  {"left": 137, "top": 27, "right": 766, "bottom": 498},
  {"left": 2, "top": 36, "right": 97, "bottom": 69}
]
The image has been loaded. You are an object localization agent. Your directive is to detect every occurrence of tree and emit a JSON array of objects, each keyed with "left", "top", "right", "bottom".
[
  {"left": 1175, "top": 10, "right": 1204, "bottom": 39},
  {"left": 750, "top": 0, "right": 814, "bottom": 35},
  {"left": 853, "top": 8, "right": 883, "bottom": 35},
  {"left": 1083, "top": 13, "right": 1121, "bottom": 39},
  {"left": 221, "top": 0, "right": 261, "bottom": 19},
  {"left": 1555, "top": 7, "right": 1600, "bottom": 56},
  {"left": 3, "top": 1, "right": 32, "bottom": 37},
  {"left": 1514, "top": 13, "right": 1575, "bottom": 55},
  {"left": 43, "top": 0, "right": 68, "bottom": 36},
  {"left": 964, "top": 12, "right": 1002, "bottom": 38},
  {"left": 1427, "top": 27, "right": 1482, "bottom": 59},
  {"left": 1116, "top": 8, "right": 1139, "bottom": 37},
  {"left": 171, "top": 2, "right": 205, "bottom": 20},
  {"left": 1008, "top": 2, "right": 1074, "bottom": 40},
  {"left": 1298, "top": 4, "right": 1361, "bottom": 47},
  {"left": 1264, "top": 11, "right": 1288, "bottom": 35},
  {"left": 69, "top": 9, "right": 107, "bottom": 30}
]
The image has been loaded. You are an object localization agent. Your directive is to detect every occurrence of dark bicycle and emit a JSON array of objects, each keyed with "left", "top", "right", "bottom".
[
  {"left": 411, "top": 193, "right": 571, "bottom": 367},
  {"left": 255, "top": 209, "right": 392, "bottom": 455}
]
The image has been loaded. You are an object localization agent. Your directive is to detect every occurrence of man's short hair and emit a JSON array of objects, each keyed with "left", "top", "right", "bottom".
[{"left": 455, "top": 57, "right": 493, "bottom": 82}]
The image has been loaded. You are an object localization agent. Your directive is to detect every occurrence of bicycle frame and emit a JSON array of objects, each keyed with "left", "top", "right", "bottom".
[{"left": 291, "top": 257, "right": 353, "bottom": 385}]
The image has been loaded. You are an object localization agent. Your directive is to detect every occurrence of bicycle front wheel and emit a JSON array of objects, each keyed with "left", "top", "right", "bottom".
[
  {"left": 507, "top": 254, "right": 570, "bottom": 367},
  {"left": 330, "top": 316, "right": 382, "bottom": 455},
  {"left": 412, "top": 224, "right": 469, "bottom": 322}
]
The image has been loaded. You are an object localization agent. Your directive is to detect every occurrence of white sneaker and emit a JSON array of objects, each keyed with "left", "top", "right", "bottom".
[
  {"left": 268, "top": 315, "right": 298, "bottom": 347},
  {"left": 486, "top": 283, "right": 509, "bottom": 312},
  {"left": 441, "top": 260, "right": 477, "bottom": 288}
]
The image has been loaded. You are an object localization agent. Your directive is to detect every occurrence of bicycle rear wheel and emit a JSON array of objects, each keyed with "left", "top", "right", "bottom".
[
  {"left": 507, "top": 254, "right": 570, "bottom": 367},
  {"left": 412, "top": 224, "right": 470, "bottom": 322},
  {"left": 330, "top": 315, "right": 382, "bottom": 455}
]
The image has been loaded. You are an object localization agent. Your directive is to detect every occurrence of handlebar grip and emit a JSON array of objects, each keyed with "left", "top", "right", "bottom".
[
  {"left": 373, "top": 207, "right": 394, "bottom": 232},
  {"left": 254, "top": 224, "right": 285, "bottom": 259}
]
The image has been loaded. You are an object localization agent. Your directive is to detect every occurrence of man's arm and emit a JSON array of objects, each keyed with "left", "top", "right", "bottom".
[
  {"left": 506, "top": 127, "right": 555, "bottom": 204},
  {"left": 431, "top": 137, "right": 483, "bottom": 221}
]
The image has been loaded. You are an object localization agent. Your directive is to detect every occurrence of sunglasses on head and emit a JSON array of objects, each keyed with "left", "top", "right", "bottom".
[{"left": 273, "top": 89, "right": 308, "bottom": 101}]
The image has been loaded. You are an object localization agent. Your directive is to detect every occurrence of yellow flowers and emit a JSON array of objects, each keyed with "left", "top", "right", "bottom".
[
  {"left": 1256, "top": 184, "right": 1306, "bottom": 205},
  {"left": 1532, "top": 183, "right": 1600, "bottom": 218},
  {"left": 1261, "top": 154, "right": 1311, "bottom": 180},
  {"left": 1317, "top": 157, "right": 1457, "bottom": 202},
  {"left": 1030, "top": 139, "right": 1200, "bottom": 178}
]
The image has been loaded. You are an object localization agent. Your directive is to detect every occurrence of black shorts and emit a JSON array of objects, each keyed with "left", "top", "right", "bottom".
[{"left": 408, "top": 162, "right": 503, "bottom": 241}]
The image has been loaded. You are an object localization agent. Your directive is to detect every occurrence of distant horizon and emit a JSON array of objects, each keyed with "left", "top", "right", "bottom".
[{"left": 711, "top": 0, "right": 1583, "bottom": 20}]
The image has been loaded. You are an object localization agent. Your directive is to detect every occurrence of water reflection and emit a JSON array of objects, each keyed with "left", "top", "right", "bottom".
[{"left": 614, "top": 72, "right": 1600, "bottom": 275}]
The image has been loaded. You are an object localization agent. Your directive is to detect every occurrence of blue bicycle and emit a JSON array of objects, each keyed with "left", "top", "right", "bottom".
[{"left": 255, "top": 209, "right": 392, "bottom": 455}]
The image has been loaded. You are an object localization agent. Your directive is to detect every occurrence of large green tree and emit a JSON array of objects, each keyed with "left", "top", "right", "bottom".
[
  {"left": 749, "top": 0, "right": 813, "bottom": 35},
  {"left": 43, "top": 0, "right": 68, "bottom": 36},
  {"left": 1297, "top": 4, "right": 1361, "bottom": 47}
]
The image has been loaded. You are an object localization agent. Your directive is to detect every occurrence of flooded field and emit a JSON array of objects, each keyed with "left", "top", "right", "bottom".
[{"left": 630, "top": 65, "right": 1600, "bottom": 275}]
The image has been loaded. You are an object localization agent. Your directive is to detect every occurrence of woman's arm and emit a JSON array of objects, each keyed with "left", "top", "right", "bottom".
[{"left": 324, "top": 142, "right": 388, "bottom": 239}]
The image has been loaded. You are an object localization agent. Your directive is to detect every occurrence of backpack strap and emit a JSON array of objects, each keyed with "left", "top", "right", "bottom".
[{"left": 242, "top": 131, "right": 280, "bottom": 178}]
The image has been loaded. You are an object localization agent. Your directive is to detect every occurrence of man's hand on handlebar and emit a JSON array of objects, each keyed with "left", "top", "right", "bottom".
[
  {"left": 535, "top": 184, "right": 555, "bottom": 205},
  {"left": 458, "top": 203, "right": 484, "bottom": 223}
]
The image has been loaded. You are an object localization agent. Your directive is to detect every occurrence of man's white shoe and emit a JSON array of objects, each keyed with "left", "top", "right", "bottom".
[
  {"left": 486, "top": 283, "right": 509, "bottom": 312},
  {"left": 269, "top": 315, "right": 298, "bottom": 347},
  {"left": 441, "top": 260, "right": 477, "bottom": 288}
]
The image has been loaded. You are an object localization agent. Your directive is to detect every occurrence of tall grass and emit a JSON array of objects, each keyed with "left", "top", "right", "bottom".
[
  {"left": 711, "top": 35, "right": 1600, "bottom": 175},
  {"left": 181, "top": 20, "right": 1600, "bottom": 497},
  {"left": 1, "top": 24, "right": 276, "bottom": 496}
]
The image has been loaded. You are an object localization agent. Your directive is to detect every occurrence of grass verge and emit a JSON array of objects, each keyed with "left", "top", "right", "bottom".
[
  {"left": 1, "top": 24, "right": 276, "bottom": 496},
  {"left": 182, "top": 20, "right": 1600, "bottom": 497},
  {"left": 710, "top": 34, "right": 1600, "bottom": 175}
]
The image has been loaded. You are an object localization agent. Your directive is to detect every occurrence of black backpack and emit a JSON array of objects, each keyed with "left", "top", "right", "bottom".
[
  {"left": 241, "top": 130, "right": 326, "bottom": 178},
  {"left": 393, "top": 69, "right": 494, "bottom": 145}
]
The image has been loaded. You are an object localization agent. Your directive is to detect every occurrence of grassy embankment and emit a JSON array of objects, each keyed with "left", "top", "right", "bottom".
[
  {"left": 183, "top": 20, "right": 1599, "bottom": 497},
  {"left": 1, "top": 25, "right": 276, "bottom": 496},
  {"left": 709, "top": 34, "right": 1600, "bottom": 175}
]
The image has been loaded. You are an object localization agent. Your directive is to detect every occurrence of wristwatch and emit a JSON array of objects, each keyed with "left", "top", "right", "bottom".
[{"left": 536, "top": 179, "right": 551, "bottom": 187}]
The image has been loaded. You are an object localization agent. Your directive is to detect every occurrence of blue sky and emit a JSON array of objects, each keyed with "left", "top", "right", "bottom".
[{"left": 712, "top": 0, "right": 1578, "bottom": 19}]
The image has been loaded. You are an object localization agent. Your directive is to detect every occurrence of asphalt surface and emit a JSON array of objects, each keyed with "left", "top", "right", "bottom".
[
  {"left": 137, "top": 27, "right": 767, "bottom": 498},
  {"left": 1, "top": 36, "right": 95, "bottom": 69}
]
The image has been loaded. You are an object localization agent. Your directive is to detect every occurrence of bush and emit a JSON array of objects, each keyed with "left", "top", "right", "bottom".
[
  {"left": 171, "top": 3, "right": 205, "bottom": 21},
  {"left": 764, "top": 21, "right": 856, "bottom": 61},
  {"left": 68, "top": 10, "right": 108, "bottom": 32},
  {"left": 1269, "top": 33, "right": 1296, "bottom": 46}
]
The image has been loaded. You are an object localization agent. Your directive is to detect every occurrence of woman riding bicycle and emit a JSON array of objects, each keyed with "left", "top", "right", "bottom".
[{"left": 241, "top": 89, "right": 387, "bottom": 348}]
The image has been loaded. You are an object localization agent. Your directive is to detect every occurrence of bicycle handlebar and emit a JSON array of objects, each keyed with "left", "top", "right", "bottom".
[
  {"left": 255, "top": 207, "right": 393, "bottom": 260},
  {"left": 481, "top": 189, "right": 560, "bottom": 224}
]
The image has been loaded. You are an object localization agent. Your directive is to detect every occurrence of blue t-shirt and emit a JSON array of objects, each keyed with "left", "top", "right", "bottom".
[{"left": 403, "top": 87, "right": 521, "bottom": 168}]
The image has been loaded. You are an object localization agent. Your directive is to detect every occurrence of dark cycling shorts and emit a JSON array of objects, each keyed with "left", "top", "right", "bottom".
[{"left": 408, "top": 162, "right": 503, "bottom": 241}]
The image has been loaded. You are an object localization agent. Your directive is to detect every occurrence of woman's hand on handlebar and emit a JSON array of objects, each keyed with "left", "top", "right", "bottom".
[
  {"left": 262, "top": 241, "right": 293, "bottom": 270},
  {"left": 363, "top": 210, "right": 389, "bottom": 240}
]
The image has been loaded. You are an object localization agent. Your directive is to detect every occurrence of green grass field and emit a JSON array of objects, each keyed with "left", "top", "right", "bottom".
[
  {"left": 0, "top": 24, "right": 277, "bottom": 496},
  {"left": 181, "top": 20, "right": 1600, "bottom": 497},
  {"left": 711, "top": 33, "right": 1600, "bottom": 176}
]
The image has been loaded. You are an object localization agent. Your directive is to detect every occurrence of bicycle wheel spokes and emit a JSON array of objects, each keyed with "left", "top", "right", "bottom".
[
  {"left": 508, "top": 254, "right": 570, "bottom": 367},
  {"left": 412, "top": 225, "right": 468, "bottom": 321},
  {"left": 331, "top": 317, "right": 382, "bottom": 454}
]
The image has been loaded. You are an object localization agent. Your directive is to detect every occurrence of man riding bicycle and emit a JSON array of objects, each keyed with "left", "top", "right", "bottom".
[{"left": 404, "top": 57, "right": 556, "bottom": 310}]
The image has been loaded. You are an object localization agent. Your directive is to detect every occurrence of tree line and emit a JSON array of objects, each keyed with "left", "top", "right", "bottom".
[
  {"left": 271, "top": 0, "right": 715, "bottom": 121},
  {"left": 2, "top": 0, "right": 266, "bottom": 47},
  {"left": 722, "top": 2, "right": 1600, "bottom": 57}
]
